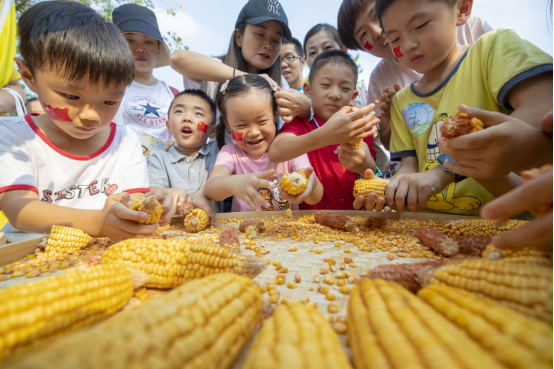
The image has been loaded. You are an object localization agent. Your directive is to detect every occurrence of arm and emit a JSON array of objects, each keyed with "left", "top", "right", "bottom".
[
  {"left": 506, "top": 72, "right": 553, "bottom": 129},
  {"left": 473, "top": 173, "right": 524, "bottom": 198},
  {"left": 169, "top": 50, "right": 245, "bottom": 84},
  {"left": 377, "top": 84, "right": 402, "bottom": 151},
  {"left": 0, "top": 80, "right": 27, "bottom": 114}
]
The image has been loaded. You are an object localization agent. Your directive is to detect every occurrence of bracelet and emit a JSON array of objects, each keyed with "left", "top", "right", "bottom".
[{"left": 233, "top": 68, "right": 236, "bottom": 78}]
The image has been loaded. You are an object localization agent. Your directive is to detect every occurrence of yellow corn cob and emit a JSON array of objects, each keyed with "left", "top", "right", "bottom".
[
  {"left": 482, "top": 244, "right": 552, "bottom": 264},
  {"left": 101, "top": 238, "right": 265, "bottom": 288},
  {"left": 4, "top": 274, "right": 262, "bottom": 369},
  {"left": 419, "top": 284, "right": 553, "bottom": 369},
  {"left": 353, "top": 178, "right": 387, "bottom": 202},
  {"left": 429, "top": 259, "right": 553, "bottom": 322},
  {"left": 348, "top": 278, "right": 504, "bottom": 369},
  {"left": 443, "top": 219, "right": 528, "bottom": 237},
  {"left": 44, "top": 225, "right": 93, "bottom": 254},
  {"left": 129, "top": 195, "right": 162, "bottom": 224},
  {"left": 346, "top": 138, "right": 363, "bottom": 148},
  {"left": 184, "top": 208, "right": 209, "bottom": 232},
  {"left": 279, "top": 171, "right": 308, "bottom": 196},
  {"left": 0, "top": 265, "right": 133, "bottom": 360},
  {"left": 243, "top": 302, "right": 352, "bottom": 369}
]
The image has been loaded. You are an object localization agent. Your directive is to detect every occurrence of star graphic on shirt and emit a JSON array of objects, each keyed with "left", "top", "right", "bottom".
[{"left": 139, "top": 102, "right": 161, "bottom": 117}]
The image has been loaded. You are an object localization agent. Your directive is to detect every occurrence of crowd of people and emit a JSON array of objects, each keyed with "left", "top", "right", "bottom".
[{"left": 0, "top": 0, "right": 551, "bottom": 251}]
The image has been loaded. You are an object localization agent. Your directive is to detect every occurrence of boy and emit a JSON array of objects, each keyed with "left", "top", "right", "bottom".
[
  {"left": 281, "top": 38, "right": 306, "bottom": 92},
  {"left": 147, "top": 89, "right": 221, "bottom": 214},
  {"left": 0, "top": 1, "right": 174, "bottom": 240},
  {"left": 369, "top": 0, "right": 552, "bottom": 216},
  {"left": 269, "top": 50, "right": 379, "bottom": 210}
]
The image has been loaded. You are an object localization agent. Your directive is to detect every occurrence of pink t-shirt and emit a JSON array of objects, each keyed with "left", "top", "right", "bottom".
[{"left": 214, "top": 143, "right": 312, "bottom": 212}]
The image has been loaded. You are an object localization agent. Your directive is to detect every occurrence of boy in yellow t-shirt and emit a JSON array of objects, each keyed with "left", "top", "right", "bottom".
[{"left": 364, "top": 0, "right": 553, "bottom": 216}]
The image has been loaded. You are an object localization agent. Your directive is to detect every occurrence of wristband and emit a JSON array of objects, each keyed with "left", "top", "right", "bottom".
[{"left": 437, "top": 154, "right": 467, "bottom": 183}]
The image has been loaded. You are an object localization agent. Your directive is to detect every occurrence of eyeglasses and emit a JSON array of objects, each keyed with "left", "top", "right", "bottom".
[{"left": 282, "top": 55, "right": 302, "bottom": 64}]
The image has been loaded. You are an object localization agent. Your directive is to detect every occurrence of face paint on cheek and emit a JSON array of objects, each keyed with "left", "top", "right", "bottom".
[
  {"left": 364, "top": 41, "right": 374, "bottom": 51},
  {"left": 43, "top": 102, "right": 73, "bottom": 122},
  {"left": 197, "top": 121, "right": 208, "bottom": 134},
  {"left": 393, "top": 45, "right": 403, "bottom": 59},
  {"left": 232, "top": 131, "right": 243, "bottom": 141}
]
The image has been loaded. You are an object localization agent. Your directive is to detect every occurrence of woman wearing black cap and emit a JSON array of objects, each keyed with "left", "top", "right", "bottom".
[{"left": 112, "top": 4, "right": 179, "bottom": 143}]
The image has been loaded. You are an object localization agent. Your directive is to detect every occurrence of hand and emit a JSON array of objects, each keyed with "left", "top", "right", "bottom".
[
  {"left": 353, "top": 169, "right": 390, "bottom": 212},
  {"left": 164, "top": 188, "right": 192, "bottom": 208},
  {"left": 379, "top": 83, "right": 402, "bottom": 131},
  {"left": 541, "top": 110, "right": 553, "bottom": 137},
  {"left": 259, "top": 74, "right": 279, "bottom": 90},
  {"left": 163, "top": 140, "right": 176, "bottom": 152},
  {"left": 278, "top": 167, "right": 318, "bottom": 204},
  {"left": 439, "top": 105, "right": 552, "bottom": 178},
  {"left": 142, "top": 189, "right": 176, "bottom": 226},
  {"left": 191, "top": 189, "right": 216, "bottom": 226},
  {"left": 320, "top": 104, "right": 379, "bottom": 146},
  {"left": 337, "top": 142, "right": 366, "bottom": 173},
  {"left": 274, "top": 88, "right": 311, "bottom": 123},
  {"left": 229, "top": 169, "right": 280, "bottom": 212},
  {"left": 481, "top": 168, "right": 552, "bottom": 252}
]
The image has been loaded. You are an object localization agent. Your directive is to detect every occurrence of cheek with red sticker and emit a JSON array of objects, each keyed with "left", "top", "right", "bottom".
[
  {"left": 364, "top": 41, "right": 374, "bottom": 51},
  {"left": 197, "top": 121, "right": 208, "bottom": 134},
  {"left": 232, "top": 131, "right": 243, "bottom": 141},
  {"left": 393, "top": 45, "right": 404, "bottom": 59},
  {"left": 43, "top": 102, "right": 73, "bottom": 122}
]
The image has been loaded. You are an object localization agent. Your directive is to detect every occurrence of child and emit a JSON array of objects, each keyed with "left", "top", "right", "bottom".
[
  {"left": 0, "top": 1, "right": 174, "bottom": 240},
  {"left": 269, "top": 50, "right": 379, "bottom": 210},
  {"left": 204, "top": 74, "right": 323, "bottom": 212},
  {"left": 112, "top": 4, "right": 179, "bottom": 143},
  {"left": 337, "top": 0, "right": 492, "bottom": 149},
  {"left": 281, "top": 38, "right": 305, "bottom": 92},
  {"left": 371, "top": 0, "right": 552, "bottom": 216}
]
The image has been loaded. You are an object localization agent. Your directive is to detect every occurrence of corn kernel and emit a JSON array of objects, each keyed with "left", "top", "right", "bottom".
[
  {"left": 328, "top": 304, "right": 339, "bottom": 314},
  {"left": 337, "top": 279, "right": 346, "bottom": 286},
  {"left": 287, "top": 282, "right": 296, "bottom": 289},
  {"left": 326, "top": 293, "right": 336, "bottom": 301},
  {"left": 340, "top": 286, "right": 351, "bottom": 294}
]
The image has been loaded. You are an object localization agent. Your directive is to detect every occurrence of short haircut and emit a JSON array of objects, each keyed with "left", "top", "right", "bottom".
[
  {"left": 308, "top": 50, "right": 358, "bottom": 83},
  {"left": 25, "top": 97, "right": 39, "bottom": 108},
  {"left": 18, "top": 1, "right": 135, "bottom": 87},
  {"left": 375, "top": 0, "right": 458, "bottom": 26},
  {"left": 303, "top": 24, "right": 344, "bottom": 58},
  {"left": 338, "top": 0, "right": 372, "bottom": 50},
  {"left": 169, "top": 89, "right": 217, "bottom": 126},
  {"left": 283, "top": 37, "right": 303, "bottom": 57}
]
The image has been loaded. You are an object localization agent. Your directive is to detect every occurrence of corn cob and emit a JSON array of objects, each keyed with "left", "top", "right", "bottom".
[
  {"left": 176, "top": 201, "right": 194, "bottom": 216},
  {"left": 219, "top": 228, "right": 240, "bottom": 248},
  {"left": 443, "top": 219, "right": 528, "bottom": 237},
  {"left": 279, "top": 171, "right": 308, "bottom": 196},
  {"left": 243, "top": 302, "right": 352, "bottom": 369},
  {"left": 365, "top": 261, "right": 445, "bottom": 292},
  {"left": 239, "top": 219, "right": 266, "bottom": 233},
  {"left": 313, "top": 212, "right": 348, "bottom": 230},
  {"left": 348, "top": 278, "right": 504, "bottom": 369},
  {"left": 440, "top": 111, "right": 485, "bottom": 139},
  {"left": 3, "top": 274, "right": 262, "bottom": 369},
  {"left": 482, "top": 244, "right": 552, "bottom": 264},
  {"left": 418, "top": 227, "right": 490, "bottom": 257},
  {"left": 184, "top": 208, "right": 209, "bottom": 232},
  {"left": 0, "top": 265, "right": 134, "bottom": 360},
  {"left": 44, "top": 225, "right": 93, "bottom": 254},
  {"left": 101, "top": 238, "right": 265, "bottom": 288},
  {"left": 353, "top": 178, "right": 387, "bottom": 202},
  {"left": 129, "top": 195, "right": 162, "bottom": 224},
  {"left": 429, "top": 259, "right": 553, "bottom": 322},
  {"left": 362, "top": 215, "right": 387, "bottom": 229},
  {"left": 245, "top": 225, "right": 258, "bottom": 239},
  {"left": 419, "top": 284, "right": 553, "bottom": 369},
  {"left": 344, "top": 105, "right": 363, "bottom": 148}
]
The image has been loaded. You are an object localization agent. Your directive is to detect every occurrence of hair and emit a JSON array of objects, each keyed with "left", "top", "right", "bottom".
[
  {"left": 303, "top": 23, "right": 344, "bottom": 58},
  {"left": 375, "top": 0, "right": 458, "bottom": 26},
  {"left": 18, "top": 1, "right": 135, "bottom": 87},
  {"left": 283, "top": 37, "right": 303, "bottom": 57},
  {"left": 168, "top": 89, "right": 217, "bottom": 125},
  {"left": 338, "top": 0, "right": 372, "bottom": 50},
  {"left": 215, "top": 74, "right": 278, "bottom": 150},
  {"left": 25, "top": 96, "right": 39, "bottom": 108},
  {"left": 308, "top": 50, "right": 358, "bottom": 83}
]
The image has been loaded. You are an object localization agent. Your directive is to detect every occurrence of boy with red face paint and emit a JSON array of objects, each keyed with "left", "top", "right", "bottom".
[{"left": 0, "top": 1, "right": 175, "bottom": 241}]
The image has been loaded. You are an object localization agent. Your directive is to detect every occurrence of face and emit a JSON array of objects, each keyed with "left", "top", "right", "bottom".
[
  {"left": 305, "top": 31, "right": 344, "bottom": 69},
  {"left": 382, "top": 0, "right": 460, "bottom": 74},
  {"left": 123, "top": 32, "right": 160, "bottom": 74},
  {"left": 305, "top": 63, "right": 358, "bottom": 122},
  {"left": 167, "top": 95, "right": 216, "bottom": 150},
  {"left": 236, "top": 22, "right": 284, "bottom": 73},
  {"left": 280, "top": 43, "right": 305, "bottom": 86},
  {"left": 353, "top": 2, "right": 393, "bottom": 58},
  {"left": 26, "top": 99, "right": 45, "bottom": 114},
  {"left": 224, "top": 89, "right": 276, "bottom": 158}
]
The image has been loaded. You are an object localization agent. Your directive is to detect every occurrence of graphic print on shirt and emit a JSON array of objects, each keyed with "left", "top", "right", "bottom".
[
  {"left": 123, "top": 96, "right": 168, "bottom": 129},
  {"left": 273, "top": 186, "right": 290, "bottom": 210},
  {"left": 257, "top": 187, "right": 275, "bottom": 211},
  {"left": 402, "top": 102, "right": 433, "bottom": 139},
  {"left": 40, "top": 178, "right": 119, "bottom": 203}
]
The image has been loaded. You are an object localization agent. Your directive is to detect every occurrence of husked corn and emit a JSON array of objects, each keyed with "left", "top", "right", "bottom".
[
  {"left": 184, "top": 208, "right": 209, "bottom": 232},
  {"left": 279, "top": 172, "right": 308, "bottom": 196},
  {"left": 44, "top": 226, "right": 93, "bottom": 254},
  {"left": 353, "top": 178, "right": 387, "bottom": 202},
  {"left": 443, "top": 219, "right": 528, "bottom": 237},
  {"left": 129, "top": 195, "right": 163, "bottom": 225}
]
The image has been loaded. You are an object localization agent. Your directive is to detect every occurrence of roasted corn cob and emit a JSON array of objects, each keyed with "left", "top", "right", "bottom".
[
  {"left": 0, "top": 265, "right": 134, "bottom": 360},
  {"left": 443, "top": 219, "right": 528, "bottom": 237},
  {"left": 101, "top": 238, "right": 265, "bottom": 288},
  {"left": 440, "top": 111, "right": 485, "bottom": 138},
  {"left": 44, "top": 225, "right": 93, "bottom": 254},
  {"left": 419, "top": 284, "right": 553, "bottom": 369},
  {"left": 279, "top": 171, "right": 308, "bottom": 196},
  {"left": 184, "top": 208, "right": 209, "bottom": 232},
  {"left": 429, "top": 259, "right": 553, "bottom": 322},
  {"left": 3, "top": 274, "right": 262, "bottom": 369},
  {"left": 129, "top": 195, "right": 162, "bottom": 224},
  {"left": 353, "top": 178, "right": 387, "bottom": 202},
  {"left": 243, "top": 302, "right": 352, "bottom": 369},
  {"left": 239, "top": 219, "right": 266, "bottom": 233},
  {"left": 348, "top": 279, "right": 504, "bottom": 369}
]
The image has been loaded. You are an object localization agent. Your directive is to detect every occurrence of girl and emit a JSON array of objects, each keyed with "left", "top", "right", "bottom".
[{"left": 204, "top": 75, "right": 323, "bottom": 212}]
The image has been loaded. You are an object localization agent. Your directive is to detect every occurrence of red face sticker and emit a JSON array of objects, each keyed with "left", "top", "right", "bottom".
[
  {"left": 393, "top": 45, "right": 403, "bottom": 58},
  {"left": 232, "top": 131, "right": 243, "bottom": 141},
  {"left": 43, "top": 102, "right": 73, "bottom": 122},
  {"left": 364, "top": 41, "right": 374, "bottom": 51},
  {"left": 197, "top": 121, "right": 208, "bottom": 134}
]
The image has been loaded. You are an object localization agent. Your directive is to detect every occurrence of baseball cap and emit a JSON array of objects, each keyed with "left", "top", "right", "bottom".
[
  {"left": 235, "top": 0, "right": 292, "bottom": 41},
  {"left": 112, "top": 4, "right": 171, "bottom": 68}
]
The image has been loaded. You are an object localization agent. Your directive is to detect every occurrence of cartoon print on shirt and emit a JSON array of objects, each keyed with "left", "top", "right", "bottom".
[
  {"left": 40, "top": 178, "right": 119, "bottom": 203},
  {"left": 273, "top": 186, "right": 290, "bottom": 210},
  {"left": 257, "top": 187, "right": 275, "bottom": 211},
  {"left": 422, "top": 113, "right": 481, "bottom": 213},
  {"left": 123, "top": 96, "right": 168, "bottom": 129}
]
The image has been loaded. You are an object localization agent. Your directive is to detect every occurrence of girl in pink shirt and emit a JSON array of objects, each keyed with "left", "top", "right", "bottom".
[{"left": 204, "top": 74, "right": 323, "bottom": 212}]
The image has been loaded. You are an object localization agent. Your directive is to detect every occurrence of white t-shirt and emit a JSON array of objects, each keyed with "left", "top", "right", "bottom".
[
  {"left": 367, "top": 14, "right": 493, "bottom": 116},
  {"left": 0, "top": 114, "right": 150, "bottom": 211},
  {"left": 114, "top": 80, "right": 178, "bottom": 141}
]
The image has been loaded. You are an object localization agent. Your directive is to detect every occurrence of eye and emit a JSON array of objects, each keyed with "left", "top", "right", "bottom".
[
  {"left": 360, "top": 31, "right": 367, "bottom": 43},
  {"left": 195, "top": 112, "right": 203, "bottom": 116},
  {"left": 65, "top": 94, "right": 79, "bottom": 100},
  {"left": 325, "top": 46, "right": 333, "bottom": 50},
  {"left": 175, "top": 109, "right": 183, "bottom": 113},
  {"left": 391, "top": 37, "right": 400, "bottom": 44},
  {"left": 342, "top": 87, "right": 351, "bottom": 92},
  {"left": 309, "top": 51, "right": 316, "bottom": 56},
  {"left": 256, "top": 33, "right": 263, "bottom": 37},
  {"left": 104, "top": 101, "right": 117, "bottom": 106},
  {"left": 416, "top": 21, "right": 429, "bottom": 30},
  {"left": 321, "top": 83, "right": 330, "bottom": 87}
]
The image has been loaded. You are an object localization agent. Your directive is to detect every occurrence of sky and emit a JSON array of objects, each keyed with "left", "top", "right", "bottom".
[{"left": 153, "top": 0, "right": 554, "bottom": 90}]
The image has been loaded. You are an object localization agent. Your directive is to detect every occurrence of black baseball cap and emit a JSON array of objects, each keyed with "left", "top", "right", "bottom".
[
  {"left": 112, "top": 4, "right": 171, "bottom": 68},
  {"left": 235, "top": 0, "right": 292, "bottom": 41}
]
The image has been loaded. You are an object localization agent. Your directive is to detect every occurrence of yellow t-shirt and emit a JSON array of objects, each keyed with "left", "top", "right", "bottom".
[
  {"left": 10, "top": 69, "right": 20, "bottom": 81},
  {"left": 390, "top": 29, "right": 553, "bottom": 216}
]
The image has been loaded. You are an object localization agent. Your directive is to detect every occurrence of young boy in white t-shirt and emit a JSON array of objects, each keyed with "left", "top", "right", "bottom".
[{"left": 0, "top": 1, "right": 174, "bottom": 240}]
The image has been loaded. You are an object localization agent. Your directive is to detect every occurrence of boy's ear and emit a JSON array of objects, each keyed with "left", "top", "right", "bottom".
[
  {"left": 15, "top": 57, "right": 38, "bottom": 94},
  {"left": 456, "top": 0, "right": 473, "bottom": 26},
  {"left": 349, "top": 90, "right": 359, "bottom": 106},
  {"left": 303, "top": 82, "right": 311, "bottom": 99},
  {"left": 165, "top": 117, "right": 172, "bottom": 135},
  {"left": 208, "top": 122, "right": 217, "bottom": 139}
]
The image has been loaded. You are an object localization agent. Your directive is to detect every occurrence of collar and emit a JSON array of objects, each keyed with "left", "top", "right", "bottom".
[
  {"left": 168, "top": 143, "right": 211, "bottom": 164},
  {"left": 312, "top": 116, "right": 325, "bottom": 127}
]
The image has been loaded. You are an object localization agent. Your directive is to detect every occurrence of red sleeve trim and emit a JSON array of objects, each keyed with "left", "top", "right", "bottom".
[
  {"left": 0, "top": 185, "right": 39, "bottom": 194},
  {"left": 123, "top": 188, "right": 150, "bottom": 194},
  {"left": 169, "top": 87, "right": 180, "bottom": 96}
]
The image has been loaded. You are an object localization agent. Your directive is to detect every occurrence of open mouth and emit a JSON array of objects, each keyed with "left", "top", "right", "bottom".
[
  {"left": 259, "top": 53, "right": 270, "bottom": 60},
  {"left": 282, "top": 70, "right": 291, "bottom": 77},
  {"left": 78, "top": 127, "right": 94, "bottom": 132},
  {"left": 136, "top": 57, "right": 147, "bottom": 62},
  {"left": 181, "top": 126, "right": 193, "bottom": 137},
  {"left": 247, "top": 138, "right": 265, "bottom": 146}
]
